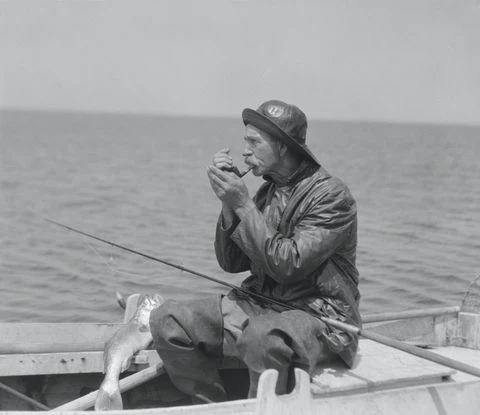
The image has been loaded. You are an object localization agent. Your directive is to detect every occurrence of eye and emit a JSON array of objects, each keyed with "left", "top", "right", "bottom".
[{"left": 244, "top": 137, "right": 258, "bottom": 146}]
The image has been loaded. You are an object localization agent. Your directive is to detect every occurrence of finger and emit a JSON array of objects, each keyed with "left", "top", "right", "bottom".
[
  {"left": 215, "top": 161, "right": 233, "bottom": 170},
  {"left": 213, "top": 153, "right": 232, "bottom": 161},
  {"left": 212, "top": 148, "right": 230, "bottom": 161},
  {"left": 207, "top": 172, "right": 227, "bottom": 198},
  {"left": 207, "top": 167, "right": 229, "bottom": 188},
  {"left": 213, "top": 152, "right": 232, "bottom": 160},
  {"left": 213, "top": 156, "right": 233, "bottom": 169},
  {"left": 207, "top": 175, "right": 222, "bottom": 193},
  {"left": 208, "top": 165, "right": 235, "bottom": 183}
]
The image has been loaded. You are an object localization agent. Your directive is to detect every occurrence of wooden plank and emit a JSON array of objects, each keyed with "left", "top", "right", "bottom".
[
  {"left": 455, "top": 312, "right": 480, "bottom": 349},
  {"left": 310, "top": 339, "right": 454, "bottom": 397},
  {"left": 0, "top": 323, "right": 123, "bottom": 354},
  {"left": 256, "top": 369, "right": 312, "bottom": 415},
  {"left": 8, "top": 381, "right": 480, "bottom": 415},
  {"left": 52, "top": 364, "right": 166, "bottom": 411},
  {"left": 429, "top": 346, "right": 480, "bottom": 383},
  {"left": 359, "top": 326, "right": 480, "bottom": 379},
  {"left": 325, "top": 315, "right": 480, "bottom": 378},
  {"left": 255, "top": 367, "right": 480, "bottom": 415},
  {"left": 0, "top": 351, "right": 242, "bottom": 377},
  {"left": 362, "top": 306, "right": 460, "bottom": 323},
  {"left": 433, "top": 314, "right": 459, "bottom": 347},
  {"left": 5, "top": 400, "right": 256, "bottom": 415},
  {"left": 308, "top": 379, "right": 480, "bottom": 415},
  {"left": 0, "top": 350, "right": 161, "bottom": 376},
  {"left": 365, "top": 314, "right": 458, "bottom": 346}
]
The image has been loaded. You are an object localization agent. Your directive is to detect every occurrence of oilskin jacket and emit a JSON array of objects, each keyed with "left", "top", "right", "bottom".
[{"left": 215, "top": 162, "right": 361, "bottom": 367}]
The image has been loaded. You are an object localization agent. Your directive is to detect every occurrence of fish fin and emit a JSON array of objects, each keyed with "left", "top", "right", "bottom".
[
  {"left": 139, "top": 324, "right": 150, "bottom": 333},
  {"left": 116, "top": 291, "right": 126, "bottom": 310},
  {"left": 94, "top": 384, "right": 123, "bottom": 411}
]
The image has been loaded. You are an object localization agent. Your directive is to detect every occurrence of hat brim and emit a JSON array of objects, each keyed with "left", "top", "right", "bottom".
[{"left": 242, "top": 108, "right": 319, "bottom": 166}]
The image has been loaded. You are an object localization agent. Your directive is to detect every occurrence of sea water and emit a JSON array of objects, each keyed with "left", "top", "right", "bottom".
[{"left": 1, "top": 110, "right": 479, "bottom": 322}]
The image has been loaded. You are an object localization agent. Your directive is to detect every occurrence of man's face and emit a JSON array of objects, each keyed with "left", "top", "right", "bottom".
[{"left": 243, "top": 125, "right": 282, "bottom": 176}]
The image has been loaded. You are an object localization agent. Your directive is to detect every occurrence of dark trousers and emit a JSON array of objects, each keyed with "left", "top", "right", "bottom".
[{"left": 149, "top": 293, "right": 337, "bottom": 402}]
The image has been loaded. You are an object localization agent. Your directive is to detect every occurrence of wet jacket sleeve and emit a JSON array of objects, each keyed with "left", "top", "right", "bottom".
[
  {"left": 229, "top": 188, "right": 356, "bottom": 284},
  {"left": 214, "top": 212, "right": 251, "bottom": 273}
]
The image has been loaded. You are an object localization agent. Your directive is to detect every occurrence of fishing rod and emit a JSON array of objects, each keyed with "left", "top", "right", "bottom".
[
  {"left": 45, "top": 218, "right": 480, "bottom": 378},
  {"left": 44, "top": 218, "right": 310, "bottom": 315}
]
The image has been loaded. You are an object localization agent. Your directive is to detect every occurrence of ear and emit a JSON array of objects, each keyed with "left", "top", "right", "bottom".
[{"left": 278, "top": 142, "right": 288, "bottom": 157}]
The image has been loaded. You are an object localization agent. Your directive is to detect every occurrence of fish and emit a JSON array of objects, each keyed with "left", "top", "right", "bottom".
[{"left": 94, "top": 293, "right": 164, "bottom": 411}]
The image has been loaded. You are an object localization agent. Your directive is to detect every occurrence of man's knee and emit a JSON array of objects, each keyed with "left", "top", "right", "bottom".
[
  {"left": 150, "top": 300, "right": 193, "bottom": 351},
  {"left": 237, "top": 319, "right": 294, "bottom": 372}
]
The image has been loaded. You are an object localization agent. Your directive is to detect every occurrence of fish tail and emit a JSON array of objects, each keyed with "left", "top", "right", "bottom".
[{"left": 94, "top": 383, "right": 123, "bottom": 411}]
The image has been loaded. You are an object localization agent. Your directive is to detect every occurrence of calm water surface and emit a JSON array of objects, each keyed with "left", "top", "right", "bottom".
[{"left": 1, "top": 111, "right": 479, "bottom": 322}]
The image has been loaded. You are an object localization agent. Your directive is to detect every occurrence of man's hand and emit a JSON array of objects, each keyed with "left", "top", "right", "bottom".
[
  {"left": 207, "top": 165, "right": 254, "bottom": 217},
  {"left": 212, "top": 148, "right": 234, "bottom": 171}
]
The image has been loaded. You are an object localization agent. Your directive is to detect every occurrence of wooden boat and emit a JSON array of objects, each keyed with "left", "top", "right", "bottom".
[{"left": 1, "top": 278, "right": 480, "bottom": 414}]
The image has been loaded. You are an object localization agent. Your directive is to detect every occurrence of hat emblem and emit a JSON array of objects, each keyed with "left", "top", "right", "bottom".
[{"left": 266, "top": 105, "right": 284, "bottom": 118}]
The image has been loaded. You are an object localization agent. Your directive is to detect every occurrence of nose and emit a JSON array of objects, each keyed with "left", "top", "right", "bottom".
[{"left": 242, "top": 143, "right": 253, "bottom": 157}]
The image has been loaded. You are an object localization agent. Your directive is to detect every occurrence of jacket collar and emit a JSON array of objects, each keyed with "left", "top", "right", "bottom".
[{"left": 263, "top": 160, "right": 320, "bottom": 187}]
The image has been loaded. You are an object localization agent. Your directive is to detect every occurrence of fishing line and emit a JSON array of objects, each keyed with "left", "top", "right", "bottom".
[
  {"left": 83, "top": 238, "right": 154, "bottom": 280},
  {"left": 81, "top": 233, "right": 169, "bottom": 310},
  {"left": 83, "top": 239, "right": 120, "bottom": 278}
]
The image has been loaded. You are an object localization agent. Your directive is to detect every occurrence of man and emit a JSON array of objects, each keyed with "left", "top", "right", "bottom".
[{"left": 150, "top": 99, "right": 361, "bottom": 402}]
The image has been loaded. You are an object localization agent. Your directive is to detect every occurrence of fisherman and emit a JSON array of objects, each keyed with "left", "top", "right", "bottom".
[{"left": 149, "top": 99, "right": 361, "bottom": 402}]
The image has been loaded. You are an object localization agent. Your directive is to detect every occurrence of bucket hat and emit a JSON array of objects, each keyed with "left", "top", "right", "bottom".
[{"left": 242, "top": 100, "right": 319, "bottom": 165}]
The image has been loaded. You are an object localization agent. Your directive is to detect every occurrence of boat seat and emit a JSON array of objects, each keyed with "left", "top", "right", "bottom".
[{"left": 310, "top": 339, "right": 454, "bottom": 397}]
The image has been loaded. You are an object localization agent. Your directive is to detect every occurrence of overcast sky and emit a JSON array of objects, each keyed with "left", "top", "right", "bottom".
[{"left": 1, "top": 1, "right": 479, "bottom": 124}]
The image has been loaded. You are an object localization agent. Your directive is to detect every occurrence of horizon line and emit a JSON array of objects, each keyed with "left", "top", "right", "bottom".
[{"left": 1, "top": 106, "right": 479, "bottom": 129}]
